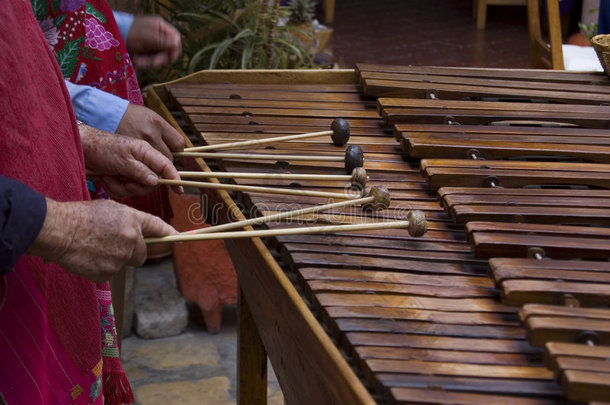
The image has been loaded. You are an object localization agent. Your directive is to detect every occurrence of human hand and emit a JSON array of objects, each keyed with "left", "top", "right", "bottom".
[
  {"left": 79, "top": 124, "right": 183, "bottom": 197},
  {"left": 27, "top": 198, "right": 178, "bottom": 283},
  {"left": 126, "top": 15, "right": 181, "bottom": 70},
  {"left": 117, "top": 103, "right": 185, "bottom": 160}
]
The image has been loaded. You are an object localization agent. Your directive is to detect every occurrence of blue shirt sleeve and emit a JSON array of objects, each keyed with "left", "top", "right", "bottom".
[
  {"left": 112, "top": 10, "right": 135, "bottom": 43},
  {"left": 0, "top": 176, "right": 47, "bottom": 275},
  {"left": 64, "top": 80, "right": 129, "bottom": 133}
]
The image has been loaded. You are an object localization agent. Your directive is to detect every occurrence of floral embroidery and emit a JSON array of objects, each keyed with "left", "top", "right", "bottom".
[
  {"left": 98, "top": 291, "right": 119, "bottom": 358},
  {"left": 60, "top": 0, "right": 85, "bottom": 12},
  {"left": 33, "top": 0, "right": 140, "bottom": 100},
  {"left": 87, "top": 53, "right": 134, "bottom": 90},
  {"left": 56, "top": 37, "right": 84, "bottom": 78},
  {"left": 75, "top": 61, "right": 88, "bottom": 82},
  {"left": 89, "top": 374, "right": 102, "bottom": 402},
  {"left": 39, "top": 17, "right": 59, "bottom": 48},
  {"left": 85, "top": 17, "right": 119, "bottom": 51}
]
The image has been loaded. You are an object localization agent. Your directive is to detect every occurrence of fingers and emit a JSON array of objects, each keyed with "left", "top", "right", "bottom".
[
  {"left": 154, "top": 17, "right": 181, "bottom": 63},
  {"left": 137, "top": 144, "right": 180, "bottom": 182},
  {"left": 117, "top": 103, "right": 184, "bottom": 159},
  {"left": 120, "top": 145, "right": 184, "bottom": 196},
  {"left": 127, "top": 237, "right": 148, "bottom": 268},
  {"left": 129, "top": 15, "right": 181, "bottom": 70},
  {"left": 98, "top": 175, "right": 132, "bottom": 199},
  {"left": 136, "top": 209, "right": 178, "bottom": 237},
  {"left": 146, "top": 131, "right": 173, "bottom": 160},
  {"left": 132, "top": 52, "right": 171, "bottom": 70},
  {"left": 159, "top": 119, "right": 185, "bottom": 153},
  {"left": 127, "top": 210, "right": 176, "bottom": 266}
]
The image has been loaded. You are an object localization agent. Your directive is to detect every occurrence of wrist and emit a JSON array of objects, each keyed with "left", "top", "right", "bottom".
[{"left": 27, "top": 199, "right": 80, "bottom": 262}]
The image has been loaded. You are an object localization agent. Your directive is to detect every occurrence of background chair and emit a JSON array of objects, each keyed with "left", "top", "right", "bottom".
[
  {"left": 475, "top": 0, "right": 527, "bottom": 30},
  {"left": 526, "top": 0, "right": 603, "bottom": 71}
]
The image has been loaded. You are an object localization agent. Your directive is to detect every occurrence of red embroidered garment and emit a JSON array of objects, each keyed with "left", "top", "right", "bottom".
[
  {"left": 35, "top": 0, "right": 171, "bottom": 222},
  {"left": 0, "top": 2, "right": 132, "bottom": 404}
]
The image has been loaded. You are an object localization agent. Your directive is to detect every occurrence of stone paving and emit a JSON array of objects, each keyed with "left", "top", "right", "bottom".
[{"left": 120, "top": 259, "right": 284, "bottom": 405}]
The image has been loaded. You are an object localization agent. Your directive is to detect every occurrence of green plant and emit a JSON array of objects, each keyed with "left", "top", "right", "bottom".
[
  {"left": 138, "top": 0, "right": 317, "bottom": 85},
  {"left": 287, "top": 0, "right": 315, "bottom": 24},
  {"left": 578, "top": 6, "right": 600, "bottom": 41}
]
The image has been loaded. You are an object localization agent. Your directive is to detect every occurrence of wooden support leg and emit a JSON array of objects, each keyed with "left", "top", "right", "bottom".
[
  {"left": 477, "top": 0, "right": 488, "bottom": 29},
  {"left": 110, "top": 266, "right": 127, "bottom": 352},
  {"left": 238, "top": 287, "right": 268, "bottom": 405},
  {"left": 324, "top": 0, "right": 335, "bottom": 25}
]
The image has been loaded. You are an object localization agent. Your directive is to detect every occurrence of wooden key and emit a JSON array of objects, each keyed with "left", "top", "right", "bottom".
[
  {"left": 439, "top": 188, "right": 610, "bottom": 214},
  {"left": 389, "top": 386, "right": 561, "bottom": 405},
  {"left": 450, "top": 204, "right": 610, "bottom": 226},
  {"left": 525, "top": 316, "right": 610, "bottom": 346},
  {"left": 466, "top": 222, "right": 610, "bottom": 260},
  {"left": 502, "top": 279, "right": 610, "bottom": 306},
  {"left": 520, "top": 304, "right": 610, "bottom": 322},
  {"left": 556, "top": 356, "right": 610, "bottom": 376},
  {"left": 521, "top": 304, "right": 610, "bottom": 346},
  {"left": 365, "top": 358, "right": 552, "bottom": 380},
  {"left": 561, "top": 369, "right": 610, "bottom": 402},
  {"left": 490, "top": 258, "right": 610, "bottom": 285},
  {"left": 379, "top": 98, "right": 610, "bottom": 126},
  {"left": 395, "top": 123, "right": 610, "bottom": 141},
  {"left": 545, "top": 341, "right": 610, "bottom": 369},
  {"left": 406, "top": 137, "right": 610, "bottom": 163},
  {"left": 423, "top": 163, "right": 610, "bottom": 189}
]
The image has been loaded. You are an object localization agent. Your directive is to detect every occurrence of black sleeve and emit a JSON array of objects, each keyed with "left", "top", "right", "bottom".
[{"left": 0, "top": 175, "right": 47, "bottom": 275}]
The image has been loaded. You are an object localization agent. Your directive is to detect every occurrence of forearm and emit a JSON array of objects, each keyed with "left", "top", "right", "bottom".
[{"left": 64, "top": 80, "right": 129, "bottom": 133}]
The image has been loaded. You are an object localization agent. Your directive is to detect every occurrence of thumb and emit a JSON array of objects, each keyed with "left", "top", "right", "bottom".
[{"left": 137, "top": 210, "right": 178, "bottom": 237}]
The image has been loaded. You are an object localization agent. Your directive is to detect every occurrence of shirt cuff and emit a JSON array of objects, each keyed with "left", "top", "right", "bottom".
[
  {"left": 0, "top": 176, "right": 47, "bottom": 275},
  {"left": 65, "top": 80, "right": 129, "bottom": 133},
  {"left": 112, "top": 11, "right": 135, "bottom": 43}
]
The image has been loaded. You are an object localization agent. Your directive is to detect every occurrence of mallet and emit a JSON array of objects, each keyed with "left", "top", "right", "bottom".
[
  {"left": 178, "top": 167, "right": 368, "bottom": 188},
  {"left": 181, "top": 185, "right": 391, "bottom": 236},
  {"left": 182, "top": 117, "right": 350, "bottom": 152},
  {"left": 175, "top": 144, "right": 365, "bottom": 174},
  {"left": 157, "top": 178, "right": 362, "bottom": 200},
  {"left": 145, "top": 209, "right": 427, "bottom": 244}
]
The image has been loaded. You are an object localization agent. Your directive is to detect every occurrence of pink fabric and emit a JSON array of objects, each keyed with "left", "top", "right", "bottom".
[
  {"left": 0, "top": 1, "right": 131, "bottom": 403},
  {"left": 0, "top": 262, "right": 103, "bottom": 404}
]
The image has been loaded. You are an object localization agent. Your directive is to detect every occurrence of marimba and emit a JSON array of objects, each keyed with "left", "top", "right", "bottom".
[{"left": 147, "top": 66, "right": 610, "bottom": 404}]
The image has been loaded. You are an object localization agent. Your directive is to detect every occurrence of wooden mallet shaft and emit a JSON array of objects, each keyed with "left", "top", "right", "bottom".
[
  {"left": 158, "top": 178, "right": 361, "bottom": 200},
  {"left": 182, "top": 117, "right": 350, "bottom": 152},
  {"left": 146, "top": 210, "right": 427, "bottom": 244},
  {"left": 181, "top": 185, "right": 390, "bottom": 235},
  {"left": 178, "top": 167, "right": 368, "bottom": 188},
  {"left": 174, "top": 151, "right": 344, "bottom": 161},
  {"left": 175, "top": 144, "right": 365, "bottom": 174}
]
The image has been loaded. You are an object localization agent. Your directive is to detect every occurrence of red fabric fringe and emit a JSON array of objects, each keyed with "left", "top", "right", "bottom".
[{"left": 103, "top": 370, "right": 135, "bottom": 405}]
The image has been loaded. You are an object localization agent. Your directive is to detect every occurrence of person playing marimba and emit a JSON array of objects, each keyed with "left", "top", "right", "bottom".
[
  {"left": 0, "top": 2, "right": 179, "bottom": 403},
  {"left": 33, "top": 0, "right": 185, "bottom": 258}
]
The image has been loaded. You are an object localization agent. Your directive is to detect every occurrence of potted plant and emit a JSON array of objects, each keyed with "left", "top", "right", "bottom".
[
  {"left": 286, "top": 0, "right": 317, "bottom": 51},
  {"left": 137, "top": 0, "right": 317, "bottom": 85}
]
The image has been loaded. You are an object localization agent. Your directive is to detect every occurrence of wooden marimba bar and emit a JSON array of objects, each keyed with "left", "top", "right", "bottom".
[{"left": 147, "top": 67, "right": 610, "bottom": 404}]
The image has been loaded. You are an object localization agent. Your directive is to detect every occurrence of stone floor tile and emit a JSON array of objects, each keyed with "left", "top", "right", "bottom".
[
  {"left": 135, "top": 377, "right": 234, "bottom": 405},
  {"left": 123, "top": 333, "right": 220, "bottom": 370}
]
